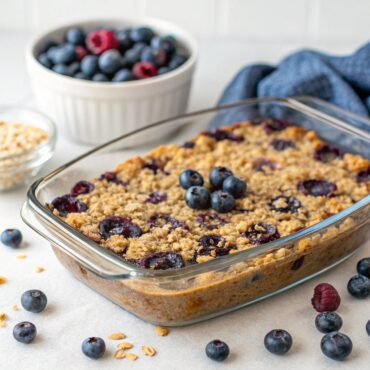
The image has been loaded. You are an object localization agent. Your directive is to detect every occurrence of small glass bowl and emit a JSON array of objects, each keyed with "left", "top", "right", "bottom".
[{"left": 0, "top": 106, "right": 56, "bottom": 191}]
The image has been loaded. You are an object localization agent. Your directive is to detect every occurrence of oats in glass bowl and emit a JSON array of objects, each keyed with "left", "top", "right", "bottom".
[{"left": 0, "top": 107, "right": 56, "bottom": 191}]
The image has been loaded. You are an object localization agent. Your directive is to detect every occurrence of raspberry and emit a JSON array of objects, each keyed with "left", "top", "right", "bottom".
[
  {"left": 133, "top": 61, "right": 158, "bottom": 79},
  {"left": 86, "top": 30, "right": 119, "bottom": 55},
  {"left": 311, "top": 283, "right": 341, "bottom": 312},
  {"left": 75, "top": 46, "right": 87, "bottom": 61}
]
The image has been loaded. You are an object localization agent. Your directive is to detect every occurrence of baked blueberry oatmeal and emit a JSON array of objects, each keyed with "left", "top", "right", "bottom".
[
  {"left": 50, "top": 119, "right": 369, "bottom": 267},
  {"left": 48, "top": 118, "right": 370, "bottom": 324}
]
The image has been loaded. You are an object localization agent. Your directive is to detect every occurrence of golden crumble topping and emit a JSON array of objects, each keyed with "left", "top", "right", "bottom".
[{"left": 50, "top": 120, "right": 370, "bottom": 268}]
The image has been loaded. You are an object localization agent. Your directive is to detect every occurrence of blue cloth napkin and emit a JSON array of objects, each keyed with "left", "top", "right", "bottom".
[{"left": 216, "top": 42, "right": 370, "bottom": 118}]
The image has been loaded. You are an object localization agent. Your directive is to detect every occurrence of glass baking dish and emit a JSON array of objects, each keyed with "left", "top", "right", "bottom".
[{"left": 21, "top": 97, "right": 370, "bottom": 326}]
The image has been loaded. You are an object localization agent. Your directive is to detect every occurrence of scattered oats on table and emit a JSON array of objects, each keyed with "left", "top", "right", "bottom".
[
  {"left": 35, "top": 266, "right": 45, "bottom": 273},
  {"left": 16, "top": 254, "right": 26, "bottom": 260},
  {"left": 141, "top": 345, "right": 156, "bottom": 356},
  {"left": 0, "top": 312, "right": 7, "bottom": 327},
  {"left": 108, "top": 332, "right": 126, "bottom": 340},
  {"left": 113, "top": 349, "right": 126, "bottom": 359},
  {"left": 155, "top": 326, "right": 169, "bottom": 336},
  {"left": 117, "top": 342, "right": 133, "bottom": 350},
  {"left": 11, "top": 304, "right": 19, "bottom": 311},
  {"left": 125, "top": 353, "right": 138, "bottom": 361},
  {"left": 0, "top": 276, "right": 6, "bottom": 284}
]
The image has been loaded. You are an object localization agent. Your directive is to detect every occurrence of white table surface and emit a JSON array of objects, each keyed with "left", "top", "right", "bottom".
[{"left": 0, "top": 31, "right": 369, "bottom": 370}]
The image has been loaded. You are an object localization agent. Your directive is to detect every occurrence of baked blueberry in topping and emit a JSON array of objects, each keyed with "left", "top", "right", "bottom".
[
  {"left": 203, "top": 129, "right": 244, "bottom": 142},
  {"left": 211, "top": 191, "right": 235, "bottom": 213},
  {"left": 194, "top": 235, "right": 232, "bottom": 260},
  {"left": 252, "top": 158, "right": 277, "bottom": 172},
  {"left": 297, "top": 180, "right": 337, "bottom": 197},
  {"left": 196, "top": 213, "right": 227, "bottom": 230},
  {"left": 99, "top": 216, "right": 142, "bottom": 239},
  {"left": 179, "top": 169, "right": 204, "bottom": 189},
  {"left": 184, "top": 186, "right": 211, "bottom": 209},
  {"left": 270, "top": 138, "right": 296, "bottom": 151},
  {"left": 148, "top": 214, "right": 189, "bottom": 231},
  {"left": 356, "top": 166, "right": 370, "bottom": 183},
  {"left": 99, "top": 171, "right": 127, "bottom": 185},
  {"left": 70, "top": 180, "right": 94, "bottom": 196},
  {"left": 51, "top": 194, "right": 87, "bottom": 216},
  {"left": 145, "top": 192, "right": 167, "bottom": 204},
  {"left": 140, "top": 252, "right": 185, "bottom": 270},
  {"left": 244, "top": 223, "right": 280, "bottom": 244},
  {"left": 143, "top": 158, "right": 168, "bottom": 175},
  {"left": 269, "top": 195, "right": 301, "bottom": 213},
  {"left": 199, "top": 234, "right": 222, "bottom": 248},
  {"left": 263, "top": 119, "right": 290, "bottom": 134},
  {"left": 291, "top": 256, "right": 305, "bottom": 270},
  {"left": 209, "top": 167, "right": 233, "bottom": 189},
  {"left": 314, "top": 144, "right": 341, "bottom": 163},
  {"left": 181, "top": 141, "right": 195, "bottom": 148},
  {"left": 222, "top": 176, "right": 247, "bottom": 198}
]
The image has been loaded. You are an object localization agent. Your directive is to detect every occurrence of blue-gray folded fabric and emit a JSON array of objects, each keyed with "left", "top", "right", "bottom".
[{"left": 210, "top": 42, "right": 370, "bottom": 129}]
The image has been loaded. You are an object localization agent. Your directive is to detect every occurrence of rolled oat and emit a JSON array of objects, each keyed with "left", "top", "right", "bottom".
[
  {"left": 117, "top": 342, "right": 133, "bottom": 350},
  {"left": 108, "top": 332, "right": 126, "bottom": 340},
  {"left": 155, "top": 326, "right": 169, "bottom": 336},
  {"left": 125, "top": 353, "right": 138, "bottom": 361},
  {"left": 141, "top": 345, "right": 156, "bottom": 356}
]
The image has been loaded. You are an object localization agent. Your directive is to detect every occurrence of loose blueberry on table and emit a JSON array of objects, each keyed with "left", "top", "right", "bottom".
[
  {"left": 13, "top": 322, "right": 37, "bottom": 344},
  {"left": 1, "top": 228, "right": 22, "bottom": 248},
  {"left": 315, "top": 312, "right": 343, "bottom": 333},
  {"left": 37, "top": 26, "right": 189, "bottom": 82},
  {"left": 320, "top": 332, "right": 352, "bottom": 361},
  {"left": 21, "top": 289, "right": 48, "bottom": 313},
  {"left": 264, "top": 329, "right": 292, "bottom": 355},
  {"left": 347, "top": 274, "right": 370, "bottom": 299},
  {"left": 356, "top": 257, "right": 370, "bottom": 278},
  {"left": 81, "top": 337, "right": 106, "bottom": 359},
  {"left": 366, "top": 320, "right": 370, "bottom": 336},
  {"left": 205, "top": 340, "right": 230, "bottom": 362}
]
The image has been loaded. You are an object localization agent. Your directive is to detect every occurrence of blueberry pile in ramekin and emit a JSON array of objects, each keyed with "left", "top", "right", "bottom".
[{"left": 36, "top": 26, "right": 189, "bottom": 82}]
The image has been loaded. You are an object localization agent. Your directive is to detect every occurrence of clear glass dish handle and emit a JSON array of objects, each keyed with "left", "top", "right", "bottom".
[{"left": 21, "top": 201, "right": 133, "bottom": 280}]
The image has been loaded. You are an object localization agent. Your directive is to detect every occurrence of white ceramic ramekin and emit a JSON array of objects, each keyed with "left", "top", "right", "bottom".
[{"left": 26, "top": 19, "right": 198, "bottom": 146}]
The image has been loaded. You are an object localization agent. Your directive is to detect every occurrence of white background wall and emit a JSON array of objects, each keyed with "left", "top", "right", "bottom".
[{"left": 1, "top": 0, "right": 370, "bottom": 44}]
